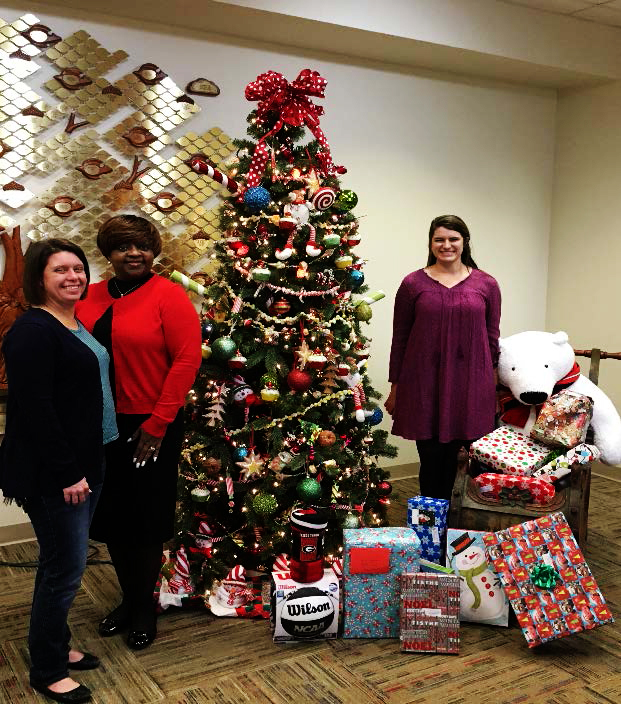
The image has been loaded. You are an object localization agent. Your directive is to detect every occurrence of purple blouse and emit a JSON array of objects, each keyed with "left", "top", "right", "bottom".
[{"left": 388, "top": 268, "right": 501, "bottom": 443}]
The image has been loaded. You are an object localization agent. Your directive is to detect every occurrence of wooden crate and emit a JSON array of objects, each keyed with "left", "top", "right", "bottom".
[{"left": 448, "top": 448, "right": 591, "bottom": 546}]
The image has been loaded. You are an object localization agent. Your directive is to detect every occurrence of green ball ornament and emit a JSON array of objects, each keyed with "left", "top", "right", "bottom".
[
  {"left": 342, "top": 512, "right": 360, "bottom": 529},
  {"left": 355, "top": 303, "right": 373, "bottom": 321},
  {"left": 296, "top": 477, "right": 323, "bottom": 502},
  {"left": 252, "top": 492, "right": 278, "bottom": 517},
  {"left": 335, "top": 189, "right": 358, "bottom": 211},
  {"left": 211, "top": 336, "right": 237, "bottom": 361}
]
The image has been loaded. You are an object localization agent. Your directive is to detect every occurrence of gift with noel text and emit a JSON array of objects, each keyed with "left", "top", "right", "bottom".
[
  {"left": 342, "top": 527, "right": 421, "bottom": 638},
  {"left": 483, "top": 512, "right": 614, "bottom": 647},
  {"left": 407, "top": 496, "right": 449, "bottom": 562}
]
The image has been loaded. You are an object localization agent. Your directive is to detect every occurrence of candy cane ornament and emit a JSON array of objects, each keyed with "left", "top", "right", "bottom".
[{"left": 184, "top": 154, "right": 241, "bottom": 195}]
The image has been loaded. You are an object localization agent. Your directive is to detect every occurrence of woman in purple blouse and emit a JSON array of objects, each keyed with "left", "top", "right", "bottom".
[{"left": 384, "top": 215, "right": 501, "bottom": 500}]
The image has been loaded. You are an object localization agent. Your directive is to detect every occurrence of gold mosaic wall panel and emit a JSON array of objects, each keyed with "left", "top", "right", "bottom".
[{"left": 0, "top": 12, "right": 235, "bottom": 279}]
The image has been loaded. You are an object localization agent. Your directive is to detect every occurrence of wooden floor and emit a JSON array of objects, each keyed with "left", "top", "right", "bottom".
[{"left": 1, "top": 472, "right": 621, "bottom": 703}]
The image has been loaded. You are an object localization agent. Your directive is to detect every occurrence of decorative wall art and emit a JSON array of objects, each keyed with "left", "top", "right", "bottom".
[{"left": 0, "top": 13, "right": 233, "bottom": 386}]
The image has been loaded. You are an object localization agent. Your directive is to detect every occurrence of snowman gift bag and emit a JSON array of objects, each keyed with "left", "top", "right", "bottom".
[{"left": 445, "top": 529, "right": 510, "bottom": 626}]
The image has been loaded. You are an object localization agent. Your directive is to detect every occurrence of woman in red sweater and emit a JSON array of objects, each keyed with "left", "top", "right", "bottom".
[{"left": 77, "top": 215, "right": 201, "bottom": 650}]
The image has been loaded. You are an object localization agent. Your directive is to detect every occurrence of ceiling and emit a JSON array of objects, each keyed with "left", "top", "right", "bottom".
[{"left": 499, "top": 0, "right": 621, "bottom": 27}]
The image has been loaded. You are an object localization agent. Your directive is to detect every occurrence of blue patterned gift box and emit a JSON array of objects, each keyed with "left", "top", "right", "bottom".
[
  {"left": 342, "top": 527, "right": 421, "bottom": 638},
  {"left": 407, "top": 496, "right": 449, "bottom": 562}
]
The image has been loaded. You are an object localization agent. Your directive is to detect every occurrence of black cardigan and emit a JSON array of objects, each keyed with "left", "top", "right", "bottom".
[{"left": 0, "top": 308, "right": 104, "bottom": 499}]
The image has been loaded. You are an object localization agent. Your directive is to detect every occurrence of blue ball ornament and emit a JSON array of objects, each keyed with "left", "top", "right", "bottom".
[
  {"left": 232, "top": 446, "right": 248, "bottom": 461},
  {"left": 348, "top": 269, "right": 364, "bottom": 291},
  {"left": 243, "top": 186, "right": 271, "bottom": 212},
  {"left": 367, "top": 408, "right": 384, "bottom": 426}
]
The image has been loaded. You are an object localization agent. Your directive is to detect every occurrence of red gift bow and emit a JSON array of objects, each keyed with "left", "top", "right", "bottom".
[{"left": 244, "top": 69, "right": 342, "bottom": 185}]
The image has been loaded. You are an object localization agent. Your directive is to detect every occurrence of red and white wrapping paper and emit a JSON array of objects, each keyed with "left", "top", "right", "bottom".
[
  {"left": 470, "top": 426, "right": 551, "bottom": 476},
  {"left": 474, "top": 473, "right": 556, "bottom": 506}
]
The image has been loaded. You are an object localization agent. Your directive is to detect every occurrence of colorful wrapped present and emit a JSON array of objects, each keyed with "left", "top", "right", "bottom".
[
  {"left": 473, "top": 473, "right": 556, "bottom": 506},
  {"left": 399, "top": 573, "right": 460, "bottom": 654},
  {"left": 407, "top": 496, "right": 449, "bottom": 562},
  {"left": 532, "top": 443, "right": 600, "bottom": 481},
  {"left": 470, "top": 425, "right": 552, "bottom": 476},
  {"left": 483, "top": 511, "right": 614, "bottom": 647},
  {"left": 271, "top": 568, "right": 340, "bottom": 642},
  {"left": 445, "top": 529, "right": 510, "bottom": 626},
  {"left": 343, "top": 527, "right": 421, "bottom": 638},
  {"left": 530, "top": 390, "right": 593, "bottom": 449}
]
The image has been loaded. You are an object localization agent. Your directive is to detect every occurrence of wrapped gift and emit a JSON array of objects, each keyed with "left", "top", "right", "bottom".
[
  {"left": 407, "top": 496, "right": 449, "bottom": 561},
  {"left": 445, "top": 529, "right": 510, "bottom": 626},
  {"left": 470, "top": 426, "right": 552, "bottom": 476},
  {"left": 399, "top": 573, "right": 460, "bottom": 654},
  {"left": 532, "top": 443, "right": 600, "bottom": 481},
  {"left": 483, "top": 511, "right": 614, "bottom": 647},
  {"left": 271, "top": 568, "right": 340, "bottom": 642},
  {"left": 419, "top": 559, "right": 455, "bottom": 575},
  {"left": 474, "top": 473, "right": 556, "bottom": 506},
  {"left": 343, "top": 527, "right": 421, "bottom": 638},
  {"left": 530, "top": 390, "right": 593, "bottom": 449}
]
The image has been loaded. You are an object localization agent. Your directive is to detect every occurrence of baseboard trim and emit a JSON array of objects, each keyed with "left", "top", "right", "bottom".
[{"left": 0, "top": 521, "right": 35, "bottom": 546}]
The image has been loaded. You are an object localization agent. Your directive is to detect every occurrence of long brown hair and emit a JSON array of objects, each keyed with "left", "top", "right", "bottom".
[{"left": 426, "top": 214, "right": 478, "bottom": 269}]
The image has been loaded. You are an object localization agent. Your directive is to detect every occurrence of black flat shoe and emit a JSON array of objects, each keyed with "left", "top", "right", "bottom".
[
  {"left": 31, "top": 682, "right": 91, "bottom": 703},
  {"left": 98, "top": 604, "right": 130, "bottom": 637},
  {"left": 127, "top": 626, "right": 157, "bottom": 650},
  {"left": 68, "top": 652, "right": 100, "bottom": 670}
]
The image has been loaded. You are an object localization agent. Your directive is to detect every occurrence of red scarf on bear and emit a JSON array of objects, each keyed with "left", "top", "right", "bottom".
[{"left": 498, "top": 361, "right": 581, "bottom": 427}]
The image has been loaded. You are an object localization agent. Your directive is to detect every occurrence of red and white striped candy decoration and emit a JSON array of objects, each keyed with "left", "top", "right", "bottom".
[
  {"left": 273, "top": 553, "right": 290, "bottom": 571},
  {"left": 311, "top": 186, "right": 336, "bottom": 211},
  {"left": 305, "top": 225, "right": 321, "bottom": 257},
  {"left": 331, "top": 558, "right": 343, "bottom": 578},
  {"left": 231, "top": 296, "right": 243, "bottom": 314},
  {"left": 185, "top": 154, "right": 241, "bottom": 195},
  {"left": 174, "top": 547, "right": 190, "bottom": 578},
  {"left": 198, "top": 521, "right": 212, "bottom": 536},
  {"left": 226, "top": 474, "right": 234, "bottom": 507}
]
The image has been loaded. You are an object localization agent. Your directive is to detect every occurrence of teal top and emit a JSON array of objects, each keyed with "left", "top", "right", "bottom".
[{"left": 72, "top": 321, "right": 118, "bottom": 445}]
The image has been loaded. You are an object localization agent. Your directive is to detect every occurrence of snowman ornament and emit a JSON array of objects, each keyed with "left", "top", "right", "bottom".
[{"left": 449, "top": 532, "right": 506, "bottom": 623}]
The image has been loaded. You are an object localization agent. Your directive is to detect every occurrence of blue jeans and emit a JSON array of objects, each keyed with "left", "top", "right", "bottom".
[{"left": 26, "top": 483, "right": 102, "bottom": 687}]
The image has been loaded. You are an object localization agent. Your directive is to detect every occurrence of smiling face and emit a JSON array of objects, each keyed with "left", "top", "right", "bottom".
[
  {"left": 429, "top": 226, "right": 464, "bottom": 265},
  {"left": 42, "top": 251, "right": 87, "bottom": 307},
  {"left": 109, "top": 241, "right": 154, "bottom": 281}
]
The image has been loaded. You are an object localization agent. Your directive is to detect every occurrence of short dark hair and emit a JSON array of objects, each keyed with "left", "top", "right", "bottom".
[
  {"left": 23, "top": 238, "right": 90, "bottom": 306},
  {"left": 97, "top": 214, "right": 162, "bottom": 258},
  {"left": 426, "top": 214, "right": 478, "bottom": 269}
]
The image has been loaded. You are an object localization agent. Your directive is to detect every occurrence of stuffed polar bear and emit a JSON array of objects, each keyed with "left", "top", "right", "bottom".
[{"left": 497, "top": 330, "right": 621, "bottom": 466}]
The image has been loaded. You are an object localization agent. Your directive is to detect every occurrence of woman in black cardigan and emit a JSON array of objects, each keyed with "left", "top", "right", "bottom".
[{"left": 0, "top": 239, "right": 117, "bottom": 704}]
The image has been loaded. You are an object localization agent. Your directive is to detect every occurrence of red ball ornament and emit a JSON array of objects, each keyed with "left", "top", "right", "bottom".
[
  {"left": 269, "top": 298, "right": 291, "bottom": 316},
  {"left": 376, "top": 481, "right": 393, "bottom": 497},
  {"left": 287, "top": 369, "right": 312, "bottom": 392},
  {"left": 378, "top": 497, "right": 391, "bottom": 506},
  {"left": 236, "top": 244, "right": 249, "bottom": 256}
]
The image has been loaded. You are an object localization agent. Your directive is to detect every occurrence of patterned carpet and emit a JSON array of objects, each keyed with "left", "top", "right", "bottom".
[{"left": 1, "top": 473, "right": 620, "bottom": 703}]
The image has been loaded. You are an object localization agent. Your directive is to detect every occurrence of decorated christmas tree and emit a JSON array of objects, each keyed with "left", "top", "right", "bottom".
[{"left": 169, "top": 69, "right": 397, "bottom": 600}]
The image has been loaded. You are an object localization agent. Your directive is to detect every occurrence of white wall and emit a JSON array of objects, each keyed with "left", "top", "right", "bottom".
[
  {"left": 0, "top": 5, "right": 557, "bottom": 527},
  {"left": 548, "top": 80, "right": 621, "bottom": 423}
]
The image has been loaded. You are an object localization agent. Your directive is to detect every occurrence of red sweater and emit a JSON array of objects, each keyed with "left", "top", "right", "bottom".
[{"left": 77, "top": 275, "right": 202, "bottom": 437}]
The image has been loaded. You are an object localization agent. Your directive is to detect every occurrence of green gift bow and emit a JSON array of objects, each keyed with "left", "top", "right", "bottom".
[
  {"left": 498, "top": 486, "right": 533, "bottom": 507},
  {"left": 530, "top": 564, "right": 561, "bottom": 589}
]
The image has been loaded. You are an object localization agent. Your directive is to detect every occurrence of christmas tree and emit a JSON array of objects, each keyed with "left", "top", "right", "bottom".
[{"left": 170, "top": 69, "right": 397, "bottom": 600}]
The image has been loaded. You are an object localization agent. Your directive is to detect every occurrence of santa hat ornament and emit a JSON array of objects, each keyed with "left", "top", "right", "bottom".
[
  {"left": 208, "top": 564, "right": 253, "bottom": 617},
  {"left": 168, "top": 547, "right": 193, "bottom": 595}
]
